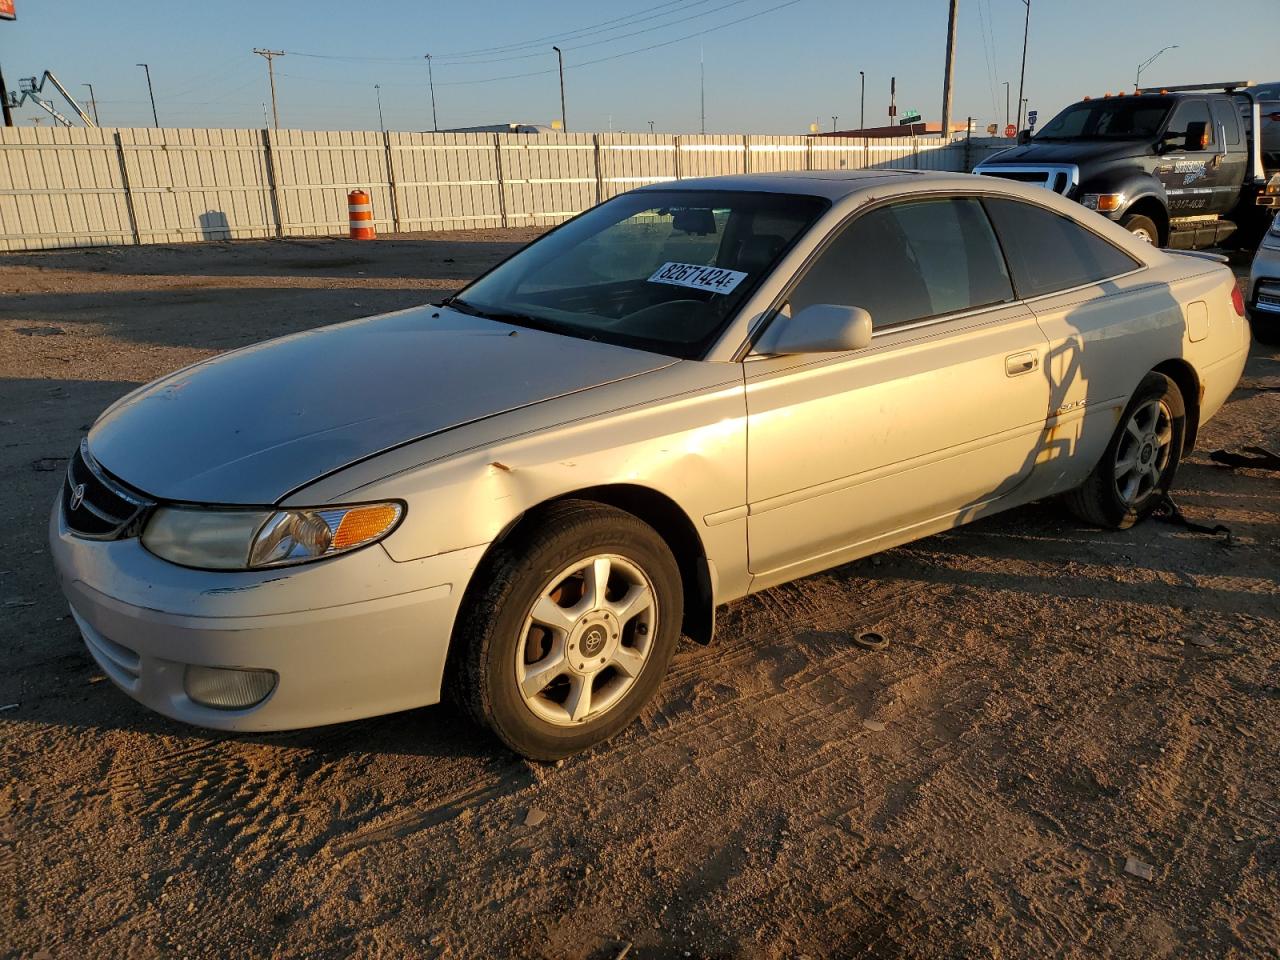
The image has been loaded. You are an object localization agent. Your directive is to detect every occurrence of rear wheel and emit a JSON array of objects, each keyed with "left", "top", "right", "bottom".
[
  {"left": 1064, "top": 372, "right": 1185, "bottom": 529},
  {"left": 450, "top": 500, "right": 683, "bottom": 760},
  {"left": 1120, "top": 212, "right": 1160, "bottom": 246}
]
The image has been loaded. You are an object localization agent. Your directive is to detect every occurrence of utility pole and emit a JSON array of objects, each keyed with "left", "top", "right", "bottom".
[
  {"left": 859, "top": 70, "right": 865, "bottom": 131},
  {"left": 552, "top": 46, "right": 567, "bottom": 132},
  {"left": 889, "top": 76, "right": 896, "bottom": 126},
  {"left": 136, "top": 63, "right": 158, "bottom": 127},
  {"left": 423, "top": 54, "right": 438, "bottom": 131},
  {"left": 0, "top": 64, "right": 12, "bottom": 127},
  {"left": 1135, "top": 45, "right": 1178, "bottom": 90},
  {"left": 82, "top": 83, "right": 99, "bottom": 124},
  {"left": 375, "top": 84, "right": 384, "bottom": 132},
  {"left": 253, "top": 49, "right": 284, "bottom": 130},
  {"left": 699, "top": 45, "right": 706, "bottom": 134},
  {"left": 1004, "top": 80, "right": 1010, "bottom": 128},
  {"left": 1015, "top": 0, "right": 1030, "bottom": 130},
  {"left": 941, "top": 0, "right": 959, "bottom": 140}
]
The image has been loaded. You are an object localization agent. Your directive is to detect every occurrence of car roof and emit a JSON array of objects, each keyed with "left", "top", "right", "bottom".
[{"left": 633, "top": 169, "right": 979, "bottom": 201}]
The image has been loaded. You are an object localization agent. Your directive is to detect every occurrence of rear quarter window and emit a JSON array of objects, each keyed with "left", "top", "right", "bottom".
[{"left": 983, "top": 198, "right": 1141, "bottom": 299}]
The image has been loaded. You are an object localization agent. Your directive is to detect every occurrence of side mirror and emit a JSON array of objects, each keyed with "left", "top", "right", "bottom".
[
  {"left": 1016, "top": 129, "right": 1032, "bottom": 145},
  {"left": 1184, "top": 120, "right": 1209, "bottom": 151},
  {"left": 754, "top": 304, "right": 873, "bottom": 355}
]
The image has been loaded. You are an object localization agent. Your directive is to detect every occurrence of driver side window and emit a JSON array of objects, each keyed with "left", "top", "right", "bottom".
[
  {"left": 1165, "top": 99, "right": 1214, "bottom": 150},
  {"left": 785, "top": 196, "right": 1014, "bottom": 329}
]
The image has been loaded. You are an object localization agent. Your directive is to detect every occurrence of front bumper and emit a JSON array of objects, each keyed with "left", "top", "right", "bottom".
[
  {"left": 1249, "top": 241, "right": 1280, "bottom": 321},
  {"left": 49, "top": 501, "right": 487, "bottom": 731}
]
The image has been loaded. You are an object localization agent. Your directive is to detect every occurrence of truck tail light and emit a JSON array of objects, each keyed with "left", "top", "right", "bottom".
[{"left": 1231, "top": 286, "right": 1245, "bottom": 318}]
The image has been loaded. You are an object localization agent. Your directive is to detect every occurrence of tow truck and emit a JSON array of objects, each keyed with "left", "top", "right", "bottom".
[{"left": 974, "top": 81, "right": 1278, "bottom": 250}]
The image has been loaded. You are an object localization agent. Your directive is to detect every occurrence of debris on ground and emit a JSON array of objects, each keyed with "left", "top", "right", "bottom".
[
  {"left": 862, "top": 718, "right": 887, "bottom": 733},
  {"left": 1124, "top": 857, "right": 1155, "bottom": 881},
  {"left": 854, "top": 631, "right": 889, "bottom": 651},
  {"left": 1209, "top": 446, "right": 1280, "bottom": 471},
  {"left": 1153, "top": 494, "right": 1233, "bottom": 545},
  {"left": 523, "top": 807, "right": 547, "bottom": 828}
]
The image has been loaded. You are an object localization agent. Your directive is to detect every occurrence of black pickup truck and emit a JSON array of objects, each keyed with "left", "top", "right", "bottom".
[{"left": 974, "top": 81, "right": 1278, "bottom": 250}]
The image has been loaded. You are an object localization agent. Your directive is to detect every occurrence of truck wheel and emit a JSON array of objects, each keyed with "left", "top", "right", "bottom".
[
  {"left": 450, "top": 500, "right": 683, "bottom": 761},
  {"left": 1064, "top": 372, "right": 1185, "bottom": 529},
  {"left": 1120, "top": 213, "right": 1160, "bottom": 245}
]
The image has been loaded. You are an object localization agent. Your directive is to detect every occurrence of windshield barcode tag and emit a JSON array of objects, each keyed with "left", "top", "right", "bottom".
[{"left": 647, "top": 261, "right": 749, "bottom": 295}]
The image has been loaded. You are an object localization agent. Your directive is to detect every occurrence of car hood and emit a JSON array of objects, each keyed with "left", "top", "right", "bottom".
[
  {"left": 982, "top": 139, "right": 1151, "bottom": 165},
  {"left": 88, "top": 305, "right": 676, "bottom": 504}
]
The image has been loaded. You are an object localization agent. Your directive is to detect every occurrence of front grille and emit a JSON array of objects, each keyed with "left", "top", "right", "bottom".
[
  {"left": 62, "top": 439, "right": 154, "bottom": 540},
  {"left": 973, "top": 163, "right": 1079, "bottom": 196}
]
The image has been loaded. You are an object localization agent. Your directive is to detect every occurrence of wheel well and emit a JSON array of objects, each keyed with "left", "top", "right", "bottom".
[
  {"left": 1124, "top": 196, "right": 1170, "bottom": 246},
  {"left": 495, "top": 485, "right": 715, "bottom": 645},
  {"left": 1152, "top": 358, "right": 1201, "bottom": 451}
]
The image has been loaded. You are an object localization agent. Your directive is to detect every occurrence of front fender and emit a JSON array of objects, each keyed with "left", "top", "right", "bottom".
[{"left": 286, "top": 360, "right": 753, "bottom": 602}]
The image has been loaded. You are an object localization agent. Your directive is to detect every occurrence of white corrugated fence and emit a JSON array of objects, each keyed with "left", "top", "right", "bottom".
[{"left": 0, "top": 127, "right": 1013, "bottom": 251}]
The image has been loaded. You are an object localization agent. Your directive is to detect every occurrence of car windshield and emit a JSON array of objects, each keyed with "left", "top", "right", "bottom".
[
  {"left": 1035, "top": 97, "right": 1173, "bottom": 140},
  {"left": 449, "top": 189, "right": 828, "bottom": 358}
]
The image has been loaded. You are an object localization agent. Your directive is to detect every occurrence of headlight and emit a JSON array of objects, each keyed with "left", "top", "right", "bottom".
[
  {"left": 142, "top": 502, "right": 403, "bottom": 570},
  {"left": 1081, "top": 193, "right": 1125, "bottom": 213}
]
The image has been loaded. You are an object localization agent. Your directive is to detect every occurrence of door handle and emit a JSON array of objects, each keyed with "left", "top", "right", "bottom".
[{"left": 1005, "top": 352, "right": 1039, "bottom": 377}]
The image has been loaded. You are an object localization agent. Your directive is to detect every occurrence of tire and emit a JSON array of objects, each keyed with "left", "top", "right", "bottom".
[
  {"left": 1249, "top": 312, "right": 1280, "bottom": 346},
  {"left": 1120, "top": 213, "right": 1160, "bottom": 246},
  {"left": 1064, "top": 372, "right": 1186, "bottom": 529},
  {"left": 450, "top": 500, "right": 683, "bottom": 760}
]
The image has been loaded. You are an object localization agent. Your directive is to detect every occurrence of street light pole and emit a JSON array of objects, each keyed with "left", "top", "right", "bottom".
[
  {"left": 1135, "top": 45, "right": 1179, "bottom": 90},
  {"left": 136, "top": 63, "right": 158, "bottom": 128},
  {"left": 552, "top": 46, "right": 567, "bottom": 132},
  {"left": 859, "top": 70, "right": 865, "bottom": 131},
  {"left": 82, "top": 83, "right": 99, "bottom": 125},
  {"left": 1004, "top": 80, "right": 1010, "bottom": 128},
  {"left": 831, "top": 115, "right": 838, "bottom": 132},
  {"left": 941, "top": 0, "right": 959, "bottom": 140},
  {"left": 423, "top": 54, "right": 438, "bottom": 131},
  {"left": 375, "top": 84, "right": 384, "bottom": 132},
  {"left": 1015, "top": 0, "right": 1030, "bottom": 131}
]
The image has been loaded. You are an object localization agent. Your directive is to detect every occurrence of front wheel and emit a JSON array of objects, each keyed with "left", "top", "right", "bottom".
[
  {"left": 450, "top": 500, "right": 683, "bottom": 760},
  {"left": 1120, "top": 212, "right": 1160, "bottom": 246},
  {"left": 1064, "top": 372, "right": 1186, "bottom": 529}
]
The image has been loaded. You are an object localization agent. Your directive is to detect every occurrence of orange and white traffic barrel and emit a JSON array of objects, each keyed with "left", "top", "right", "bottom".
[{"left": 348, "top": 189, "right": 376, "bottom": 239}]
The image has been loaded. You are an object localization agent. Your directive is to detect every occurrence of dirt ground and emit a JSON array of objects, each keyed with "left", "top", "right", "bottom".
[{"left": 0, "top": 234, "right": 1277, "bottom": 960}]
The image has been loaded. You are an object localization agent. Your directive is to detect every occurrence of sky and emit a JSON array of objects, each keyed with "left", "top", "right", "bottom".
[{"left": 2, "top": 0, "right": 1276, "bottom": 135}]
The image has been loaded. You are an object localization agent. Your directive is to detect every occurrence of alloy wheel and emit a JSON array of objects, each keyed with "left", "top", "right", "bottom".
[
  {"left": 1113, "top": 397, "right": 1173, "bottom": 506},
  {"left": 515, "top": 554, "right": 657, "bottom": 726}
]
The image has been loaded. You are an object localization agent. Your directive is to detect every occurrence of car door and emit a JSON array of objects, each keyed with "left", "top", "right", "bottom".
[
  {"left": 1209, "top": 97, "right": 1249, "bottom": 208},
  {"left": 743, "top": 195, "right": 1051, "bottom": 585},
  {"left": 1156, "top": 98, "right": 1233, "bottom": 216},
  {"left": 979, "top": 196, "right": 1180, "bottom": 497}
]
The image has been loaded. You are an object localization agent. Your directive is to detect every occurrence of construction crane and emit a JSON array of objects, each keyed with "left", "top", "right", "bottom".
[{"left": 6, "top": 70, "right": 96, "bottom": 127}]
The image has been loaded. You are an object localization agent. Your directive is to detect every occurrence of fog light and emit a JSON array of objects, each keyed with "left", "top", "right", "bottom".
[{"left": 184, "top": 665, "right": 278, "bottom": 710}]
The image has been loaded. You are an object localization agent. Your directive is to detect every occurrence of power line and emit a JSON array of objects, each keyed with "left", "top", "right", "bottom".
[
  {"left": 435, "top": 0, "right": 805, "bottom": 87},
  {"left": 283, "top": 0, "right": 708, "bottom": 65},
  {"left": 430, "top": 0, "right": 701, "bottom": 59},
  {"left": 415, "top": 0, "right": 756, "bottom": 67}
]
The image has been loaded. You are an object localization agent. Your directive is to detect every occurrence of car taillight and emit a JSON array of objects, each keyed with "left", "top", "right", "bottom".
[
  {"left": 1269, "top": 112, "right": 1280, "bottom": 122},
  {"left": 1231, "top": 286, "right": 1245, "bottom": 317}
]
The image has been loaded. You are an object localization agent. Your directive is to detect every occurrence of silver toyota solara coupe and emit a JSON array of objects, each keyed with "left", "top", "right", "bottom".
[{"left": 50, "top": 170, "right": 1249, "bottom": 759}]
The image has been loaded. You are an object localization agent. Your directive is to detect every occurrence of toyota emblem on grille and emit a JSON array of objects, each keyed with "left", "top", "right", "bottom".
[{"left": 69, "top": 483, "right": 86, "bottom": 511}]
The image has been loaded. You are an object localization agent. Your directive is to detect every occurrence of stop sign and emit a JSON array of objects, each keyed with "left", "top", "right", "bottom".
[{"left": 1004, "top": 123, "right": 1016, "bottom": 138}]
